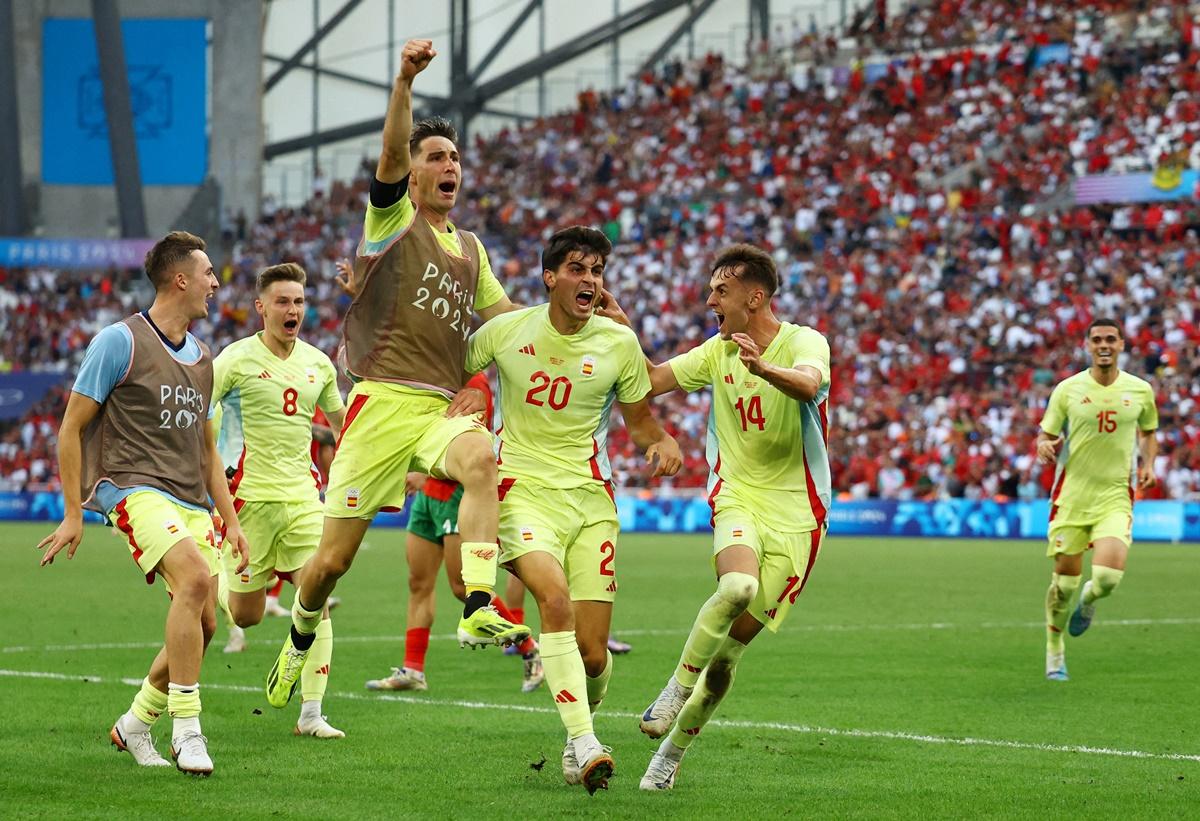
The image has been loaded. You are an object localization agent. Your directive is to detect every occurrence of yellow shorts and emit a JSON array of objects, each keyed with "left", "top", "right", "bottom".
[
  {"left": 497, "top": 477, "right": 620, "bottom": 603},
  {"left": 713, "top": 506, "right": 825, "bottom": 633},
  {"left": 108, "top": 490, "right": 219, "bottom": 586},
  {"left": 325, "top": 382, "right": 491, "bottom": 519},
  {"left": 222, "top": 499, "right": 323, "bottom": 592},
  {"left": 1047, "top": 506, "right": 1133, "bottom": 557}
]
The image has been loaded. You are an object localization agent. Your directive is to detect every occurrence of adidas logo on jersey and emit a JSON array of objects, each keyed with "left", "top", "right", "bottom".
[
  {"left": 518, "top": 344, "right": 536, "bottom": 356},
  {"left": 1080, "top": 396, "right": 1092, "bottom": 404},
  {"left": 258, "top": 370, "right": 272, "bottom": 379},
  {"left": 723, "top": 374, "right": 735, "bottom": 384},
  {"left": 554, "top": 690, "right": 578, "bottom": 704}
]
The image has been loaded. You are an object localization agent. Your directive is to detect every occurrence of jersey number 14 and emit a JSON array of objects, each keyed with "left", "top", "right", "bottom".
[{"left": 735, "top": 395, "right": 765, "bottom": 431}]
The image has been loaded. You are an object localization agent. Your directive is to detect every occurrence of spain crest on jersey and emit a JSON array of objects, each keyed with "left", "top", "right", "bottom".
[
  {"left": 306, "top": 367, "right": 317, "bottom": 384},
  {"left": 1121, "top": 394, "right": 1132, "bottom": 408},
  {"left": 581, "top": 356, "right": 595, "bottom": 377}
]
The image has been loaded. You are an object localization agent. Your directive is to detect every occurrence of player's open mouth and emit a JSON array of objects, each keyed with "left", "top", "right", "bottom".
[
  {"left": 284, "top": 319, "right": 299, "bottom": 331},
  {"left": 576, "top": 290, "right": 594, "bottom": 309},
  {"left": 438, "top": 181, "right": 456, "bottom": 194},
  {"left": 714, "top": 311, "right": 725, "bottom": 327}
]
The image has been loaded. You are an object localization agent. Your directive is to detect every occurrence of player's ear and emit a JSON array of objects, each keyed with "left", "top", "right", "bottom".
[{"left": 542, "top": 269, "right": 554, "bottom": 290}]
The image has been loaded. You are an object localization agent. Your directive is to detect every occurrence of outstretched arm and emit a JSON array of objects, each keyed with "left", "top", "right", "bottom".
[
  {"left": 376, "top": 38, "right": 437, "bottom": 183},
  {"left": 596, "top": 287, "right": 680, "bottom": 396}
]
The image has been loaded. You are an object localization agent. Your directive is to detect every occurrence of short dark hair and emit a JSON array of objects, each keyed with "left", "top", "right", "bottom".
[
  {"left": 256, "top": 262, "right": 307, "bottom": 293},
  {"left": 541, "top": 226, "right": 613, "bottom": 273},
  {"left": 1087, "top": 318, "right": 1124, "bottom": 339},
  {"left": 409, "top": 116, "right": 458, "bottom": 158},
  {"left": 144, "top": 231, "right": 206, "bottom": 290},
  {"left": 710, "top": 243, "right": 778, "bottom": 296}
]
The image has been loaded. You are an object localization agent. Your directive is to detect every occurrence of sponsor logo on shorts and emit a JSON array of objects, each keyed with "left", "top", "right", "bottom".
[
  {"left": 346, "top": 488, "right": 361, "bottom": 509},
  {"left": 520, "top": 527, "right": 534, "bottom": 543},
  {"left": 730, "top": 526, "right": 745, "bottom": 540},
  {"left": 240, "top": 573, "right": 250, "bottom": 584},
  {"left": 605, "top": 580, "right": 618, "bottom": 593},
  {"left": 581, "top": 356, "right": 595, "bottom": 377},
  {"left": 165, "top": 521, "right": 180, "bottom": 535},
  {"left": 1054, "top": 535, "right": 1064, "bottom": 548},
  {"left": 471, "top": 547, "right": 497, "bottom": 560},
  {"left": 765, "top": 607, "right": 778, "bottom": 620}
]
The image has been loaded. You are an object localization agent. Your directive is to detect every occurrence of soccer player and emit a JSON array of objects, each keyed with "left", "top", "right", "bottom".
[
  {"left": 365, "top": 373, "right": 545, "bottom": 694},
  {"left": 466, "top": 226, "right": 683, "bottom": 793},
  {"left": 266, "top": 38, "right": 528, "bottom": 709},
  {"left": 211, "top": 263, "right": 347, "bottom": 736},
  {"left": 38, "top": 231, "right": 250, "bottom": 776},
  {"left": 1036, "top": 319, "right": 1158, "bottom": 682},
  {"left": 598, "top": 243, "right": 830, "bottom": 791}
]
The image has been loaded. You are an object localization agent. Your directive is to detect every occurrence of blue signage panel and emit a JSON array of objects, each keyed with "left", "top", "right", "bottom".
[
  {"left": 0, "top": 373, "right": 70, "bottom": 420},
  {"left": 42, "top": 18, "right": 208, "bottom": 185},
  {"left": 0, "top": 237, "right": 154, "bottom": 269}
]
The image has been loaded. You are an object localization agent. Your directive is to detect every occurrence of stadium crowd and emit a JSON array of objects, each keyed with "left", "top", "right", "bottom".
[{"left": 2, "top": 0, "right": 1199, "bottom": 501}]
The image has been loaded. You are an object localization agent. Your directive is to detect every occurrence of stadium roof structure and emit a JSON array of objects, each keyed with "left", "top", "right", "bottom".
[{"left": 260, "top": 0, "right": 775, "bottom": 163}]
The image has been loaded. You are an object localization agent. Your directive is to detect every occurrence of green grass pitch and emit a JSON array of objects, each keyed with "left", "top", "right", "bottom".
[{"left": 2, "top": 522, "right": 1197, "bottom": 818}]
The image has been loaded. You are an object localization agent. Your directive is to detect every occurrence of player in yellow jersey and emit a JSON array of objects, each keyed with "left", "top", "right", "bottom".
[
  {"left": 1036, "top": 319, "right": 1158, "bottom": 682},
  {"left": 598, "top": 243, "right": 830, "bottom": 791},
  {"left": 211, "top": 263, "right": 348, "bottom": 735},
  {"left": 266, "top": 39, "right": 528, "bottom": 711},
  {"left": 466, "top": 226, "right": 682, "bottom": 794}
]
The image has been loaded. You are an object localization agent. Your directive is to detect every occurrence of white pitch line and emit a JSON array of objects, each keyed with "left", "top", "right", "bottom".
[
  {"left": 1, "top": 667, "right": 1198, "bottom": 764},
  {"left": 3, "top": 616, "right": 1198, "bottom": 655}
]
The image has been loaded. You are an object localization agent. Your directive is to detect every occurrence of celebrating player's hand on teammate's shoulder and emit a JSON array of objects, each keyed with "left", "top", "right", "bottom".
[
  {"left": 399, "top": 39, "right": 436, "bottom": 81},
  {"left": 595, "top": 288, "right": 631, "bottom": 328}
]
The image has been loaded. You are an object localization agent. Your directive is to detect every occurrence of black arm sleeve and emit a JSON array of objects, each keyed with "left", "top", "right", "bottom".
[{"left": 369, "top": 174, "right": 410, "bottom": 209}]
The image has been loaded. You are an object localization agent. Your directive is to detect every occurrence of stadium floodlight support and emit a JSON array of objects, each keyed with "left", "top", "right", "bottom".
[
  {"left": 750, "top": 0, "right": 770, "bottom": 43},
  {"left": 264, "top": 0, "right": 364, "bottom": 93},
  {"left": 637, "top": 0, "right": 720, "bottom": 76},
  {"left": 91, "top": 0, "right": 146, "bottom": 238},
  {"left": 0, "top": 0, "right": 24, "bottom": 234}
]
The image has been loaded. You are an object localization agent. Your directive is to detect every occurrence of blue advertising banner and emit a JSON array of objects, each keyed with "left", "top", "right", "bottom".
[
  {"left": 0, "top": 494, "right": 1195, "bottom": 542},
  {"left": 0, "top": 237, "right": 154, "bottom": 269},
  {"left": 42, "top": 18, "right": 208, "bottom": 185},
  {"left": 0, "top": 373, "right": 70, "bottom": 420}
]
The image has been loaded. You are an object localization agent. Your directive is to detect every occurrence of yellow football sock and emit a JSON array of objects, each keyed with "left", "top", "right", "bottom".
[
  {"left": 674, "top": 572, "right": 758, "bottom": 688},
  {"left": 1045, "top": 572, "right": 1080, "bottom": 653},
  {"left": 291, "top": 588, "right": 323, "bottom": 635},
  {"left": 167, "top": 681, "right": 201, "bottom": 718},
  {"left": 1084, "top": 566, "right": 1124, "bottom": 603},
  {"left": 460, "top": 542, "right": 498, "bottom": 593},
  {"left": 669, "top": 636, "right": 746, "bottom": 750},
  {"left": 130, "top": 677, "right": 168, "bottom": 726},
  {"left": 301, "top": 618, "right": 334, "bottom": 703},
  {"left": 217, "top": 573, "right": 235, "bottom": 625},
  {"left": 586, "top": 650, "right": 612, "bottom": 715},
  {"left": 540, "top": 631, "right": 591, "bottom": 738}
]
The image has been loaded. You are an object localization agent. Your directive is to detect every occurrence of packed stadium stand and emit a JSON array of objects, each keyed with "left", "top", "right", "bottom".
[{"left": 3, "top": 0, "right": 1198, "bottom": 501}]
